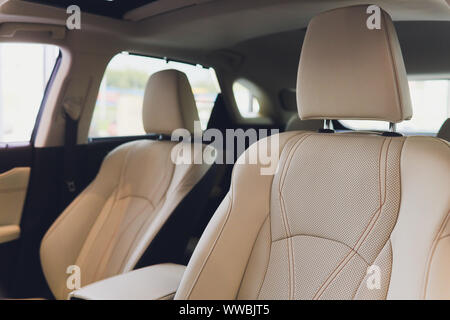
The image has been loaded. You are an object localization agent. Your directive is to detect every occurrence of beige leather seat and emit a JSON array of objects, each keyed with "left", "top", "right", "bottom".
[
  {"left": 438, "top": 118, "right": 450, "bottom": 141},
  {"left": 174, "top": 6, "right": 450, "bottom": 300},
  {"left": 285, "top": 114, "right": 322, "bottom": 132},
  {"left": 40, "top": 69, "right": 214, "bottom": 299}
]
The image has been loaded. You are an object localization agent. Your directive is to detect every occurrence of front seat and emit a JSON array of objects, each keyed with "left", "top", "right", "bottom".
[
  {"left": 174, "top": 6, "right": 450, "bottom": 300},
  {"left": 40, "top": 69, "right": 215, "bottom": 299}
]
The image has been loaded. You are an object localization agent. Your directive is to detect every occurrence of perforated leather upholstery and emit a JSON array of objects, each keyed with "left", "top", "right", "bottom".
[{"left": 175, "top": 6, "right": 450, "bottom": 300}]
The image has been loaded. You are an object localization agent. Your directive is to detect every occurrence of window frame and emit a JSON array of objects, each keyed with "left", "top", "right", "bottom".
[{"left": 30, "top": 50, "right": 63, "bottom": 144}]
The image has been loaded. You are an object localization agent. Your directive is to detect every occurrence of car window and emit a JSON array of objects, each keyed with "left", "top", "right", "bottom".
[
  {"left": 340, "top": 80, "right": 450, "bottom": 135},
  {"left": 0, "top": 43, "right": 60, "bottom": 143},
  {"left": 89, "top": 53, "right": 221, "bottom": 138}
]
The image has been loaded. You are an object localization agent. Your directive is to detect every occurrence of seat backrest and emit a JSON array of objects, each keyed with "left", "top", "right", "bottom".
[
  {"left": 175, "top": 6, "right": 450, "bottom": 300},
  {"left": 40, "top": 70, "right": 215, "bottom": 299}
]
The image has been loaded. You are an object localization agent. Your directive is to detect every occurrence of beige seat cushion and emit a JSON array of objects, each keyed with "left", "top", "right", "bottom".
[
  {"left": 175, "top": 133, "right": 449, "bottom": 300},
  {"left": 174, "top": 5, "right": 450, "bottom": 300},
  {"left": 40, "top": 70, "right": 213, "bottom": 299}
]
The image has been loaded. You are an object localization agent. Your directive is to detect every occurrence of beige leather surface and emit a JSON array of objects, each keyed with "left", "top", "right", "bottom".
[
  {"left": 437, "top": 118, "right": 450, "bottom": 142},
  {"left": 175, "top": 133, "right": 449, "bottom": 300},
  {"left": 175, "top": 132, "right": 299, "bottom": 299},
  {"left": 40, "top": 139, "right": 211, "bottom": 300},
  {"left": 175, "top": 6, "right": 448, "bottom": 300},
  {"left": 143, "top": 69, "right": 200, "bottom": 135},
  {"left": 285, "top": 115, "right": 322, "bottom": 132},
  {"left": 388, "top": 137, "right": 450, "bottom": 299},
  {"left": 70, "top": 263, "right": 186, "bottom": 300},
  {"left": 0, "top": 225, "right": 21, "bottom": 244},
  {"left": 41, "top": 70, "right": 213, "bottom": 300},
  {"left": 0, "top": 167, "right": 30, "bottom": 243},
  {"left": 297, "top": 6, "right": 412, "bottom": 123}
]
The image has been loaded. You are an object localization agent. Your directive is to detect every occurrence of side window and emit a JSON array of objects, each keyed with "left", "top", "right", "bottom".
[
  {"left": 401, "top": 80, "right": 449, "bottom": 134},
  {"left": 0, "top": 43, "right": 60, "bottom": 143},
  {"left": 340, "top": 80, "right": 450, "bottom": 135},
  {"left": 232, "top": 80, "right": 261, "bottom": 118},
  {"left": 89, "top": 53, "right": 221, "bottom": 138}
]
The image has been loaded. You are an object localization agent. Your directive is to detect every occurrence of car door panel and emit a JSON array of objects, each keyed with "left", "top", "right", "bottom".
[
  {"left": 0, "top": 143, "right": 33, "bottom": 246},
  {"left": 0, "top": 167, "right": 30, "bottom": 243},
  {"left": 0, "top": 143, "right": 33, "bottom": 297}
]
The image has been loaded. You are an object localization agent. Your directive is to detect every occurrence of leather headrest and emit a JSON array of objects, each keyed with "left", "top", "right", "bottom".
[
  {"left": 143, "top": 69, "right": 199, "bottom": 135},
  {"left": 297, "top": 5, "right": 412, "bottom": 123}
]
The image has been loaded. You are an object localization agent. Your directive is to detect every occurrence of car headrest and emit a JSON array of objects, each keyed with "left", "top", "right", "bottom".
[
  {"left": 297, "top": 5, "right": 412, "bottom": 123},
  {"left": 143, "top": 69, "right": 199, "bottom": 135}
]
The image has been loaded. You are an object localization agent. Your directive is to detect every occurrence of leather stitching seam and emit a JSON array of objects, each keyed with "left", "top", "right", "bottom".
[
  {"left": 422, "top": 210, "right": 450, "bottom": 299},
  {"left": 313, "top": 137, "right": 390, "bottom": 299},
  {"left": 277, "top": 133, "right": 312, "bottom": 299}
]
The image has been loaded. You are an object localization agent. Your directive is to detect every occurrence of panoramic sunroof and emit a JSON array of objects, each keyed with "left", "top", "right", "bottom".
[{"left": 23, "top": 0, "right": 157, "bottom": 19}]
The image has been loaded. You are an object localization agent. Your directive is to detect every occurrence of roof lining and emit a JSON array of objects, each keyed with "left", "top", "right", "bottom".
[
  {"left": 22, "top": 0, "right": 157, "bottom": 19},
  {"left": 124, "top": 0, "right": 215, "bottom": 21}
]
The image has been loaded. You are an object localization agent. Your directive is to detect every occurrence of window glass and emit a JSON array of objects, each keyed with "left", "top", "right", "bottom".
[
  {"left": 340, "top": 80, "right": 450, "bottom": 135},
  {"left": 0, "top": 43, "right": 60, "bottom": 143},
  {"left": 90, "top": 53, "right": 220, "bottom": 138},
  {"left": 232, "top": 81, "right": 261, "bottom": 118}
]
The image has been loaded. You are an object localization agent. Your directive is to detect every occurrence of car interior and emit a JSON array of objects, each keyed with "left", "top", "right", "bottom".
[{"left": 0, "top": 0, "right": 449, "bottom": 302}]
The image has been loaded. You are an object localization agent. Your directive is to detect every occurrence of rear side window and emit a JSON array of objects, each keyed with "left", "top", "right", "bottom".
[
  {"left": 340, "top": 80, "right": 450, "bottom": 135},
  {"left": 0, "top": 43, "right": 60, "bottom": 143},
  {"left": 89, "top": 53, "right": 221, "bottom": 138}
]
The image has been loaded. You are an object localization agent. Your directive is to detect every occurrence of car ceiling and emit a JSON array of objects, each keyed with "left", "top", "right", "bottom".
[
  {"left": 2, "top": 0, "right": 449, "bottom": 77},
  {"left": 23, "top": 0, "right": 156, "bottom": 19},
  {"left": 5, "top": 1, "right": 449, "bottom": 51}
]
